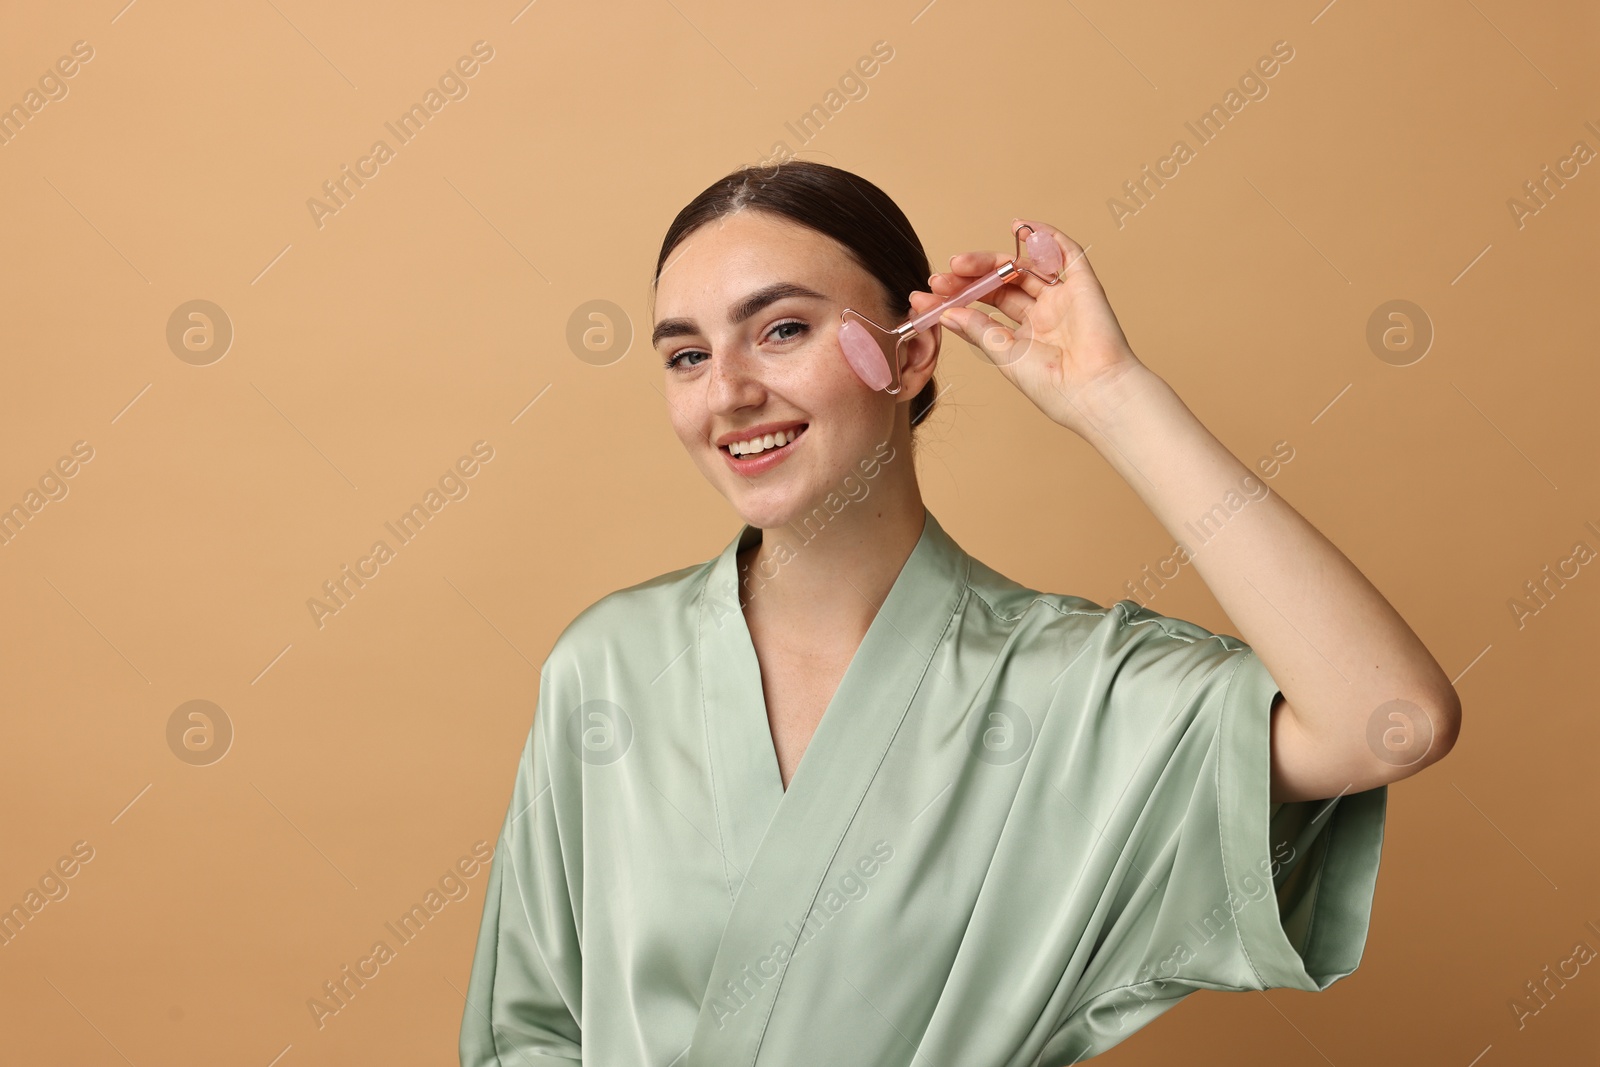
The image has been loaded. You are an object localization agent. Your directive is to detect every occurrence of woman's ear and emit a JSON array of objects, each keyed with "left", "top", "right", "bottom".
[{"left": 896, "top": 323, "right": 941, "bottom": 400}]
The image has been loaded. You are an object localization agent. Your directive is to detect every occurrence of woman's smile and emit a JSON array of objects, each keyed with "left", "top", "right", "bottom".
[{"left": 718, "top": 421, "right": 809, "bottom": 475}]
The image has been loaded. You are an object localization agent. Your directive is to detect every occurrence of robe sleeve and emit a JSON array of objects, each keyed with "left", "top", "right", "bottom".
[
  {"left": 1042, "top": 604, "right": 1386, "bottom": 1061},
  {"left": 460, "top": 659, "right": 585, "bottom": 1066}
]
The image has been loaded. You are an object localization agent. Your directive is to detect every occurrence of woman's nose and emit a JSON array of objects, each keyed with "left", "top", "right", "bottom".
[{"left": 705, "top": 345, "right": 765, "bottom": 413}]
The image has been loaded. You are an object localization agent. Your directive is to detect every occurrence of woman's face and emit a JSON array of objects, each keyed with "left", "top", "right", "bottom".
[{"left": 652, "top": 209, "right": 935, "bottom": 530}]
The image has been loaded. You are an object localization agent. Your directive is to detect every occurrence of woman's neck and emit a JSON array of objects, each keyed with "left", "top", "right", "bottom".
[{"left": 737, "top": 479, "right": 927, "bottom": 642}]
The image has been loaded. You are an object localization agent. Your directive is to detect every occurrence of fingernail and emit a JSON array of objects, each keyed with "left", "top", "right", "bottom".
[{"left": 939, "top": 310, "right": 957, "bottom": 328}]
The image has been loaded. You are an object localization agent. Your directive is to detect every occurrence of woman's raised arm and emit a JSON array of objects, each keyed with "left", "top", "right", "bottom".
[{"left": 916, "top": 219, "right": 1461, "bottom": 803}]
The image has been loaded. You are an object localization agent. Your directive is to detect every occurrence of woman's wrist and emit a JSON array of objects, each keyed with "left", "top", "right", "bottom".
[{"left": 1059, "top": 360, "right": 1172, "bottom": 446}]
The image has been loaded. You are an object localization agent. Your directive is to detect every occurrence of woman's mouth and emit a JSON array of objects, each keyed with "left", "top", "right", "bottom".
[{"left": 720, "top": 423, "right": 808, "bottom": 474}]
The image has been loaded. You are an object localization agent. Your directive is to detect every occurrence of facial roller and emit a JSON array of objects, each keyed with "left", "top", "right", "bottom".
[{"left": 838, "top": 222, "right": 1067, "bottom": 394}]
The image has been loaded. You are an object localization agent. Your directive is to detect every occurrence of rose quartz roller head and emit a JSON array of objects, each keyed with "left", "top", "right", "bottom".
[{"left": 838, "top": 222, "right": 1066, "bottom": 394}]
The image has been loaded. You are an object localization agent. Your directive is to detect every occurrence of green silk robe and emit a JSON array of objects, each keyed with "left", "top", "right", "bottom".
[{"left": 460, "top": 508, "right": 1385, "bottom": 1065}]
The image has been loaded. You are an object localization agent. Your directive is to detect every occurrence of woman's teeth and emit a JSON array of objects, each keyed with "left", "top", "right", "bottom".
[{"left": 728, "top": 426, "right": 803, "bottom": 457}]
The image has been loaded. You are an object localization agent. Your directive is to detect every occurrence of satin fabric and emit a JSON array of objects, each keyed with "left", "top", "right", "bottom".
[{"left": 459, "top": 508, "right": 1385, "bottom": 1066}]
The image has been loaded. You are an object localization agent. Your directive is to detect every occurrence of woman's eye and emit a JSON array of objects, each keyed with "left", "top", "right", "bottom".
[
  {"left": 664, "top": 349, "right": 709, "bottom": 370},
  {"left": 663, "top": 321, "right": 808, "bottom": 370}
]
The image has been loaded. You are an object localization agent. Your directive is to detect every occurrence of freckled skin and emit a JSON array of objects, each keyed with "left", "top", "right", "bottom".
[
  {"left": 653, "top": 209, "right": 937, "bottom": 532},
  {"left": 653, "top": 209, "right": 943, "bottom": 790}
]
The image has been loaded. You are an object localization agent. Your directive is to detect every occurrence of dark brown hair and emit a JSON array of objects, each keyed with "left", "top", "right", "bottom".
[{"left": 651, "top": 160, "right": 939, "bottom": 432}]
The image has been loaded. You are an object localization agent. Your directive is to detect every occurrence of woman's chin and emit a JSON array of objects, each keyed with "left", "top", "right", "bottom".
[
  {"left": 730, "top": 501, "right": 798, "bottom": 532},
  {"left": 726, "top": 488, "right": 820, "bottom": 533}
]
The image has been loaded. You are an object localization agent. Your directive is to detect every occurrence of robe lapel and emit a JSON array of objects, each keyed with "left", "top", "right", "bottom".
[
  {"left": 687, "top": 507, "right": 970, "bottom": 1066},
  {"left": 696, "top": 519, "right": 786, "bottom": 901}
]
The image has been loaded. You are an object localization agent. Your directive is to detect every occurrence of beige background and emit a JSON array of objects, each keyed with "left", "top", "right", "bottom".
[{"left": 1, "top": 0, "right": 1596, "bottom": 1063}]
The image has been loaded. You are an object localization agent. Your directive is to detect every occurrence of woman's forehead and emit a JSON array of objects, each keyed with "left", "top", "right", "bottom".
[
  {"left": 671, "top": 215, "right": 846, "bottom": 273},
  {"left": 655, "top": 221, "right": 865, "bottom": 313}
]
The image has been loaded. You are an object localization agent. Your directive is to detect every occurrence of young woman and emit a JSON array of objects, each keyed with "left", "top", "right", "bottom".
[{"left": 460, "top": 161, "right": 1461, "bottom": 1066}]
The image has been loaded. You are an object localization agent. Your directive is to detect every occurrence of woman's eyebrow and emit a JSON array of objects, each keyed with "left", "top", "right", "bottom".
[{"left": 652, "top": 282, "right": 829, "bottom": 348}]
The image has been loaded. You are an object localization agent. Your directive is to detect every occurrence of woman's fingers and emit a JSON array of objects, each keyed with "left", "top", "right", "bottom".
[
  {"left": 920, "top": 221, "right": 1084, "bottom": 333},
  {"left": 934, "top": 222, "right": 1084, "bottom": 282},
  {"left": 909, "top": 294, "right": 1033, "bottom": 370},
  {"left": 1011, "top": 218, "right": 1088, "bottom": 277},
  {"left": 1011, "top": 219, "right": 1105, "bottom": 304},
  {"left": 917, "top": 277, "right": 1035, "bottom": 326},
  {"left": 945, "top": 249, "right": 1007, "bottom": 275},
  {"left": 939, "top": 252, "right": 1048, "bottom": 298},
  {"left": 933, "top": 239, "right": 1056, "bottom": 299},
  {"left": 928, "top": 246, "right": 1043, "bottom": 321}
]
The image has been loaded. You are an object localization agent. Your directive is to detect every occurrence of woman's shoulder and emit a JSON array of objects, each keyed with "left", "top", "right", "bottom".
[
  {"left": 544, "top": 554, "right": 715, "bottom": 668},
  {"left": 963, "top": 552, "right": 1248, "bottom": 661},
  {"left": 962, "top": 552, "right": 1114, "bottom": 628}
]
